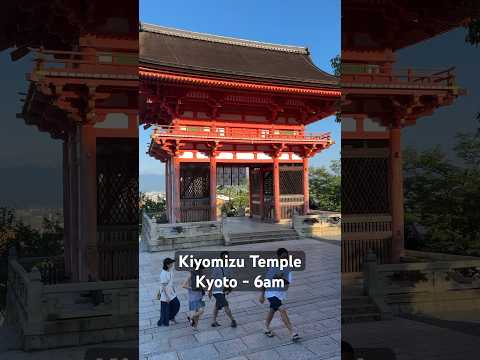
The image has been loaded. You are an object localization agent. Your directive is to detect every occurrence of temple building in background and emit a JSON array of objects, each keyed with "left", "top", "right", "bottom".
[{"left": 140, "top": 24, "right": 340, "bottom": 223}]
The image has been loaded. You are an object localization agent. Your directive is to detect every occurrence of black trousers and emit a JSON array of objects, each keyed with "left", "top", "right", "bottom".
[{"left": 159, "top": 297, "right": 180, "bottom": 326}]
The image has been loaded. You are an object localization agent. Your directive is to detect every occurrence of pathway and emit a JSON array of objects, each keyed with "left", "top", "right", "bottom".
[{"left": 139, "top": 238, "right": 341, "bottom": 360}]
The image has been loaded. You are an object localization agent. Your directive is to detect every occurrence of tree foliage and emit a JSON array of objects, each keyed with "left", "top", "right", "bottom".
[
  {"left": 218, "top": 185, "right": 249, "bottom": 217},
  {"left": 404, "top": 133, "right": 480, "bottom": 255},
  {"left": 139, "top": 192, "right": 167, "bottom": 223},
  {"left": 309, "top": 160, "right": 341, "bottom": 212},
  {"left": 0, "top": 208, "right": 63, "bottom": 309}
]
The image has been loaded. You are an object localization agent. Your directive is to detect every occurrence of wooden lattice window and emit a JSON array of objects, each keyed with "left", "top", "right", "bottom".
[
  {"left": 96, "top": 138, "right": 139, "bottom": 226},
  {"left": 180, "top": 164, "right": 210, "bottom": 199},
  {"left": 263, "top": 171, "right": 273, "bottom": 196},
  {"left": 342, "top": 157, "right": 389, "bottom": 214},
  {"left": 280, "top": 167, "right": 303, "bottom": 195},
  {"left": 217, "top": 166, "right": 247, "bottom": 186}
]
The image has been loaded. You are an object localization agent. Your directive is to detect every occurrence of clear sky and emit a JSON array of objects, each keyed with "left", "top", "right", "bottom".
[{"left": 139, "top": 0, "right": 340, "bottom": 191}]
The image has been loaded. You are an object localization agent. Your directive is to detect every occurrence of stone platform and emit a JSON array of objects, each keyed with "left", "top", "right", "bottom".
[{"left": 139, "top": 238, "right": 341, "bottom": 360}]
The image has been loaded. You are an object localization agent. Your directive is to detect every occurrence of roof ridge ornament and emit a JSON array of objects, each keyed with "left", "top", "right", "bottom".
[{"left": 140, "top": 23, "right": 309, "bottom": 54}]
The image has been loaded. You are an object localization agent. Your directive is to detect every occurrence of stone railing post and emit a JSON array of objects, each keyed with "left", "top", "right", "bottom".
[
  {"left": 25, "top": 267, "right": 44, "bottom": 337},
  {"left": 8, "top": 246, "right": 18, "bottom": 260},
  {"left": 363, "top": 250, "right": 378, "bottom": 297}
]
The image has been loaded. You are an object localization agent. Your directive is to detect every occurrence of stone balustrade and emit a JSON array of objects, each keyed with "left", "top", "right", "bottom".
[
  {"left": 5, "top": 249, "right": 138, "bottom": 350},
  {"left": 141, "top": 212, "right": 224, "bottom": 251},
  {"left": 293, "top": 213, "right": 341, "bottom": 240},
  {"left": 364, "top": 252, "right": 480, "bottom": 320}
]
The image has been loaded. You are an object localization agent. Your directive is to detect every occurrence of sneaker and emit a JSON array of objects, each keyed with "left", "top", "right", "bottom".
[
  {"left": 231, "top": 320, "right": 237, "bottom": 328},
  {"left": 264, "top": 330, "right": 274, "bottom": 337},
  {"left": 211, "top": 321, "right": 221, "bottom": 327}
]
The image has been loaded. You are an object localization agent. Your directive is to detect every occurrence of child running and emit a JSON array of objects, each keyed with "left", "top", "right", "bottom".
[
  {"left": 182, "top": 266, "right": 206, "bottom": 330},
  {"left": 259, "top": 247, "right": 300, "bottom": 342}
]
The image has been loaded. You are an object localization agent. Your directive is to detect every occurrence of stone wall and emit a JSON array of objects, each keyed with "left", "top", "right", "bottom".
[{"left": 141, "top": 212, "right": 224, "bottom": 251}]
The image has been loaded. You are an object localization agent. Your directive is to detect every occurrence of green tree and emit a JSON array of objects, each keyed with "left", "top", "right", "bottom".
[
  {"left": 309, "top": 160, "right": 341, "bottom": 212},
  {"left": 404, "top": 133, "right": 480, "bottom": 255},
  {"left": 139, "top": 192, "right": 167, "bottom": 223}
]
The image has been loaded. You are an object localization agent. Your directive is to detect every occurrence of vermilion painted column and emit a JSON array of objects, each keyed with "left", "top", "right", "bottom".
[
  {"left": 248, "top": 167, "right": 253, "bottom": 218},
  {"left": 259, "top": 169, "right": 265, "bottom": 220},
  {"left": 210, "top": 154, "right": 217, "bottom": 221},
  {"left": 70, "top": 130, "right": 80, "bottom": 281},
  {"left": 173, "top": 157, "right": 181, "bottom": 223},
  {"left": 80, "top": 124, "right": 97, "bottom": 281},
  {"left": 62, "top": 140, "right": 71, "bottom": 277},
  {"left": 390, "top": 125, "right": 404, "bottom": 263},
  {"left": 303, "top": 157, "right": 310, "bottom": 215},
  {"left": 165, "top": 161, "right": 170, "bottom": 222},
  {"left": 273, "top": 156, "right": 281, "bottom": 222}
]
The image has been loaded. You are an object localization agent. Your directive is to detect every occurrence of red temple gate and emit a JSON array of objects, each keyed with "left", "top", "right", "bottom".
[{"left": 139, "top": 24, "right": 340, "bottom": 223}]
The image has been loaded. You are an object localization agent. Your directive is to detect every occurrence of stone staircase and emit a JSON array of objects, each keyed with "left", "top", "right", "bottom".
[
  {"left": 227, "top": 229, "right": 301, "bottom": 245},
  {"left": 342, "top": 295, "right": 382, "bottom": 323},
  {"left": 341, "top": 274, "right": 382, "bottom": 323},
  {"left": 0, "top": 325, "right": 21, "bottom": 352}
]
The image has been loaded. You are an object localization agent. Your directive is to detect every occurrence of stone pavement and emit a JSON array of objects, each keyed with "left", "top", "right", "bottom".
[
  {"left": 140, "top": 238, "right": 341, "bottom": 360},
  {"left": 343, "top": 317, "right": 480, "bottom": 360}
]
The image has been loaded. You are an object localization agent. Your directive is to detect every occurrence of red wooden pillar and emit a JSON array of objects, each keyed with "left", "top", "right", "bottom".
[
  {"left": 79, "top": 124, "right": 97, "bottom": 281},
  {"left": 248, "top": 167, "right": 253, "bottom": 218},
  {"left": 165, "top": 161, "right": 170, "bottom": 222},
  {"left": 210, "top": 154, "right": 217, "bottom": 221},
  {"left": 173, "top": 157, "right": 181, "bottom": 223},
  {"left": 62, "top": 140, "right": 71, "bottom": 277},
  {"left": 273, "top": 156, "right": 281, "bottom": 222},
  {"left": 303, "top": 157, "right": 309, "bottom": 215},
  {"left": 69, "top": 130, "right": 80, "bottom": 281},
  {"left": 259, "top": 169, "right": 265, "bottom": 220},
  {"left": 390, "top": 125, "right": 404, "bottom": 262}
]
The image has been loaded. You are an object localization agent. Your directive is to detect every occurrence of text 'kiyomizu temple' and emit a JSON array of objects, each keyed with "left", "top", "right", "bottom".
[{"left": 140, "top": 24, "right": 340, "bottom": 224}]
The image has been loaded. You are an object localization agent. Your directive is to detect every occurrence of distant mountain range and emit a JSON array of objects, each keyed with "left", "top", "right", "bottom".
[{"left": 139, "top": 173, "right": 165, "bottom": 193}]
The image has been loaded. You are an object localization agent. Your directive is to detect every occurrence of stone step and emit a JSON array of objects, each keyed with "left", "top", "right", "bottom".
[
  {"left": 229, "top": 230, "right": 297, "bottom": 239},
  {"left": 341, "top": 295, "right": 381, "bottom": 324},
  {"left": 229, "top": 235, "right": 301, "bottom": 245},
  {"left": 341, "top": 303, "right": 379, "bottom": 315},
  {"left": 341, "top": 295, "right": 371, "bottom": 306},
  {"left": 0, "top": 325, "right": 21, "bottom": 352},
  {"left": 341, "top": 311, "right": 381, "bottom": 323},
  {"left": 228, "top": 230, "right": 300, "bottom": 245}
]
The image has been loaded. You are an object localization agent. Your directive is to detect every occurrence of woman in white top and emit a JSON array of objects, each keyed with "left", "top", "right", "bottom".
[{"left": 157, "top": 257, "right": 180, "bottom": 326}]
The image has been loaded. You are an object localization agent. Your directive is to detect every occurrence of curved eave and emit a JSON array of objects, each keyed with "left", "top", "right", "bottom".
[{"left": 140, "top": 68, "right": 341, "bottom": 98}]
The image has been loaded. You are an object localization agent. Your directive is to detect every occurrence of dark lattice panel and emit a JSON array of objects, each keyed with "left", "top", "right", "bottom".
[
  {"left": 263, "top": 171, "right": 273, "bottom": 196},
  {"left": 180, "top": 164, "right": 210, "bottom": 199},
  {"left": 217, "top": 166, "right": 247, "bottom": 186},
  {"left": 342, "top": 157, "right": 389, "bottom": 214},
  {"left": 97, "top": 138, "right": 139, "bottom": 226},
  {"left": 250, "top": 169, "right": 261, "bottom": 194},
  {"left": 280, "top": 169, "right": 303, "bottom": 195}
]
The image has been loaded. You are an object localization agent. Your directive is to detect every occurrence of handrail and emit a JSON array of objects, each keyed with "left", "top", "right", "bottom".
[
  {"left": 151, "top": 125, "right": 331, "bottom": 142},
  {"left": 342, "top": 66, "right": 456, "bottom": 88},
  {"left": 30, "top": 47, "right": 138, "bottom": 71}
]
